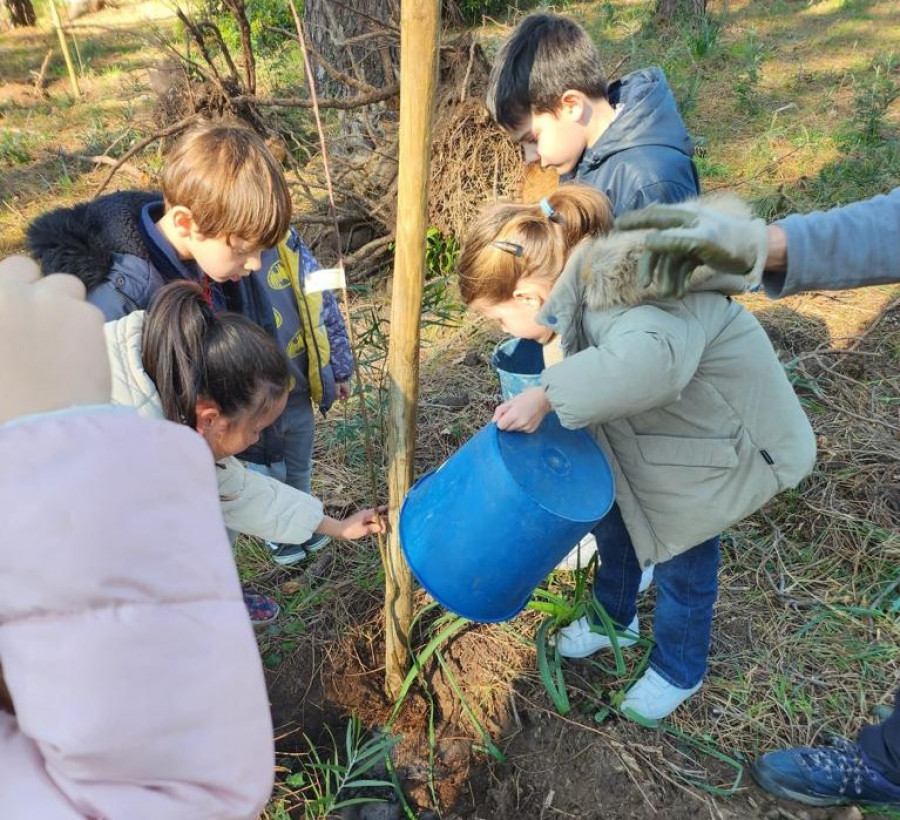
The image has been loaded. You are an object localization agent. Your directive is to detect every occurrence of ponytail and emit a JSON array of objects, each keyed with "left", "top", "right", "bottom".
[
  {"left": 457, "top": 184, "right": 613, "bottom": 305},
  {"left": 542, "top": 186, "right": 613, "bottom": 251},
  {"left": 142, "top": 281, "right": 289, "bottom": 428}
]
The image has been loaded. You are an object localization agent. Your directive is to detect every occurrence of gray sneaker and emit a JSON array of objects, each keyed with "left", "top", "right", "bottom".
[{"left": 268, "top": 533, "right": 331, "bottom": 566}]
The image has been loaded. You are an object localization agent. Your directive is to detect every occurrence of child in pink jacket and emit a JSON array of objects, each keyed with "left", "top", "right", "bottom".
[{"left": 0, "top": 256, "right": 273, "bottom": 819}]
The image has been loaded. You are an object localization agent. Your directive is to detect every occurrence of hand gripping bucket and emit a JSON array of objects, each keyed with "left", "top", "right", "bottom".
[
  {"left": 491, "top": 337, "right": 544, "bottom": 401},
  {"left": 399, "top": 413, "right": 615, "bottom": 622}
]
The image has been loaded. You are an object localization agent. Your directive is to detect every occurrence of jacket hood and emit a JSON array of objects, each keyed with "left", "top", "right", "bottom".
[
  {"left": 105, "top": 311, "right": 166, "bottom": 419},
  {"left": 540, "top": 194, "right": 753, "bottom": 328},
  {"left": 575, "top": 67, "right": 693, "bottom": 178},
  {"left": 26, "top": 191, "right": 160, "bottom": 289}
]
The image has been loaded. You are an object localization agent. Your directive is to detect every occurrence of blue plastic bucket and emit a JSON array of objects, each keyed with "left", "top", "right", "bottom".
[
  {"left": 399, "top": 413, "right": 615, "bottom": 622},
  {"left": 491, "top": 337, "right": 544, "bottom": 400}
]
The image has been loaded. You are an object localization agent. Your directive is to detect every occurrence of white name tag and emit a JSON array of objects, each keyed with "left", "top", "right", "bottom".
[{"left": 305, "top": 267, "right": 346, "bottom": 293}]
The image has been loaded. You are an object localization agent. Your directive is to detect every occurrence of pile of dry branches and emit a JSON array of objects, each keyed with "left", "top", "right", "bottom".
[{"left": 101, "top": 1, "right": 526, "bottom": 279}]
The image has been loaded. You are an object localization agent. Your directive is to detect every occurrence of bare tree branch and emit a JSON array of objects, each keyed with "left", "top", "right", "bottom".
[
  {"left": 63, "top": 152, "right": 146, "bottom": 182},
  {"left": 270, "top": 25, "right": 383, "bottom": 95},
  {"left": 196, "top": 21, "right": 241, "bottom": 89},
  {"left": 174, "top": 6, "right": 225, "bottom": 89},
  {"left": 220, "top": 0, "right": 255, "bottom": 93},
  {"left": 93, "top": 113, "right": 203, "bottom": 197},
  {"left": 237, "top": 85, "right": 399, "bottom": 110}
]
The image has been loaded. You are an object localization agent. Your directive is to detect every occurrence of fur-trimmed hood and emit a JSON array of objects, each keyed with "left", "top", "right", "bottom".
[
  {"left": 26, "top": 191, "right": 160, "bottom": 289},
  {"left": 539, "top": 194, "right": 752, "bottom": 333}
]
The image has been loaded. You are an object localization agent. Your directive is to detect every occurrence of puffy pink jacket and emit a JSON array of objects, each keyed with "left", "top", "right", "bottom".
[{"left": 0, "top": 408, "right": 274, "bottom": 819}]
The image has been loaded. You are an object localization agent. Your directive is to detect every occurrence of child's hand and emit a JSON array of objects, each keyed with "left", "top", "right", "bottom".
[
  {"left": 336, "top": 381, "right": 351, "bottom": 401},
  {"left": 492, "top": 386, "right": 551, "bottom": 433},
  {"left": 319, "top": 506, "right": 388, "bottom": 540},
  {"left": 0, "top": 257, "right": 110, "bottom": 425},
  {"left": 339, "top": 506, "right": 388, "bottom": 539}
]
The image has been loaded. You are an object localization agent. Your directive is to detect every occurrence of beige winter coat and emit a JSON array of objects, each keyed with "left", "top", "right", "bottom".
[
  {"left": 538, "top": 197, "right": 817, "bottom": 566},
  {"left": 105, "top": 312, "right": 324, "bottom": 543}
]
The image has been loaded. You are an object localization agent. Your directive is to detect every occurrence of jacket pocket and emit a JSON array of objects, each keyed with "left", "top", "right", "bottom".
[{"left": 635, "top": 434, "right": 739, "bottom": 469}]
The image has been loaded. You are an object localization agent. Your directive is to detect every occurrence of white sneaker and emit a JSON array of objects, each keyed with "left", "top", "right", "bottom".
[
  {"left": 555, "top": 533, "right": 598, "bottom": 571},
  {"left": 554, "top": 615, "right": 639, "bottom": 658},
  {"left": 638, "top": 565, "right": 654, "bottom": 593},
  {"left": 620, "top": 667, "right": 701, "bottom": 722}
]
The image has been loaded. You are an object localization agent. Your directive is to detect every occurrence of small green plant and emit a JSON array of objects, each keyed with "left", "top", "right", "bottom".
[
  {"left": 687, "top": 14, "right": 720, "bottom": 59},
  {"left": 275, "top": 717, "right": 400, "bottom": 820},
  {"left": 0, "top": 130, "right": 35, "bottom": 165},
  {"left": 852, "top": 53, "right": 900, "bottom": 143},
  {"left": 731, "top": 34, "right": 768, "bottom": 115},
  {"left": 451, "top": 0, "right": 517, "bottom": 24},
  {"left": 782, "top": 357, "right": 824, "bottom": 410},
  {"left": 425, "top": 226, "right": 459, "bottom": 280},
  {"left": 202, "top": 0, "right": 293, "bottom": 57},
  {"left": 694, "top": 153, "right": 731, "bottom": 180}
]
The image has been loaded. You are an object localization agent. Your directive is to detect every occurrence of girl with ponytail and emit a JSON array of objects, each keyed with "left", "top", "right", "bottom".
[
  {"left": 457, "top": 185, "right": 815, "bottom": 723},
  {"left": 105, "top": 281, "right": 386, "bottom": 624}
]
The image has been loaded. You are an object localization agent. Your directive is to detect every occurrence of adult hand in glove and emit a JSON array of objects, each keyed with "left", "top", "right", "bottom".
[
  {"left": 0, "top": 256, "right": 110, "bottom": 425},
  {"left": 615, "top": 202, "right": 770, "bottom": 298}
]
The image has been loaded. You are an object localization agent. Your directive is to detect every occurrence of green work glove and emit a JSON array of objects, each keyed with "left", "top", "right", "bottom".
[{"left": 615, "top": 202, "right": 769, "bottom": 299}]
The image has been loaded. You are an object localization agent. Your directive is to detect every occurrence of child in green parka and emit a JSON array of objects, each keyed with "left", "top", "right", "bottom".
[{"left": 457, "top": 184, "right": 816, "bottom": 722}]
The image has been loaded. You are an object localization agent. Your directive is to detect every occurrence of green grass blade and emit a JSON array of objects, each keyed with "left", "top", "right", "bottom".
[
  {"left": 386, "top": 615, "right": 470, "bottom": 728},
  {"left": 535, "top": 618, "right": 571, "bottom": 715},
  {"left": 435, "top": 649, "right": 506, "bottom": 761}
]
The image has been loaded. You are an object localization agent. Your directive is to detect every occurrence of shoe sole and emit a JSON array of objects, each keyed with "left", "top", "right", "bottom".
[
  {"left": 251, "top": 607, "right": 282, "bottom": 629},
  {"left": 306, "top": 535, "right": 331, "bottom": 553},
  {"left": 272, "top": 550, "right": 308, "bottom": 566},
  {"left": 750, "top": 762, "right": 852, "bottom": 808},
  {"left": 621, "top": 706, "right": 659, "bottom": 727},
  {"left": 557, "top": 635, "right": 638, "bottom": 659}
]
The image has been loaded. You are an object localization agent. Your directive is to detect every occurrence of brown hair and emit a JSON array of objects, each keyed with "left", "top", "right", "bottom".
[
  {"left": 457, "top": 185, "right": 613, "bottom": 305},
  {"left": 161, "top": 122, "right": 292, "bottom": 249},
  {"left": 142, "top": 281, "right": 289, "bottom": 429}
]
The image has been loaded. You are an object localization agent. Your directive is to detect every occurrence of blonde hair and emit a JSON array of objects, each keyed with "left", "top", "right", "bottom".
[
  {"left": 162, "top": 121, "right": 292, "bottom": 249},
  {"left": 457, "top": 185, "right": 613, "bottom": 305}
]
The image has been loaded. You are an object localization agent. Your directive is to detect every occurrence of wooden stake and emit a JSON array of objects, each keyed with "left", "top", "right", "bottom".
[
  {"left": 31, "top": 48, "right": 53, "bottom": 98},
  {"left": 383, "top": 0, "right": 442, "bottom": 699},
  {"left": 48, "top": 0, "right": 80, "bottom": 98}
]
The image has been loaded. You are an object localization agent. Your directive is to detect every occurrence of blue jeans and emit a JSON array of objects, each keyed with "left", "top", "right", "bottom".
[
  {"left": 859, "top": 689, "right": 900, "bottom": 783},
  {"left": 591, "top": 502, "right": 720, "bottom": 689},
  {"left": 260, "top": 397, "right": 316, "bottom": 494}
]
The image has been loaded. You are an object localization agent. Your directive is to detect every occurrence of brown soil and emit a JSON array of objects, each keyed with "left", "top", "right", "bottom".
[{"left": 266, "top": 589, "right": 900, "bottom": 820}]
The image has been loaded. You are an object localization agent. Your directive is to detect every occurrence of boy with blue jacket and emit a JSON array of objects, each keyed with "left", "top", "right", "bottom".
[
  {"left": 26, "top": 122, "right": 352, "bottom": 566},
  {"left": 486, "top": 13, "right": 699, "bottom": 215}
]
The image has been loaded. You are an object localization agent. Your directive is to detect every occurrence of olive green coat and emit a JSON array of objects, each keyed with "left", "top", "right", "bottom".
[{"left": 538, "top": 196, "right": 816, "bottom": 566}]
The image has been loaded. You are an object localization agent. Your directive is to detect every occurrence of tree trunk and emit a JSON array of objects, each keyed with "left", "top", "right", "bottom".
[
  {"left": 302, "top": 0, "right": 398, "bottom": 98},
  {"left": 655, "top": 0, "right": 706, "bottom": 21},
  {"left": 5, "top": 0, "right": 37, "bottom": 26}
]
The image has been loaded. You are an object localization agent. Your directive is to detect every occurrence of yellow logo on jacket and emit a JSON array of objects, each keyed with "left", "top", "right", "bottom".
[
  {"left": 267, "top": 260, "right": 291, "bottom": 290},
  {"left": 287, "top": 329, "right": 306, "bottom": 358},
  {"left": 273, "top": 307, "right": 283, "bottom": 329}
]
